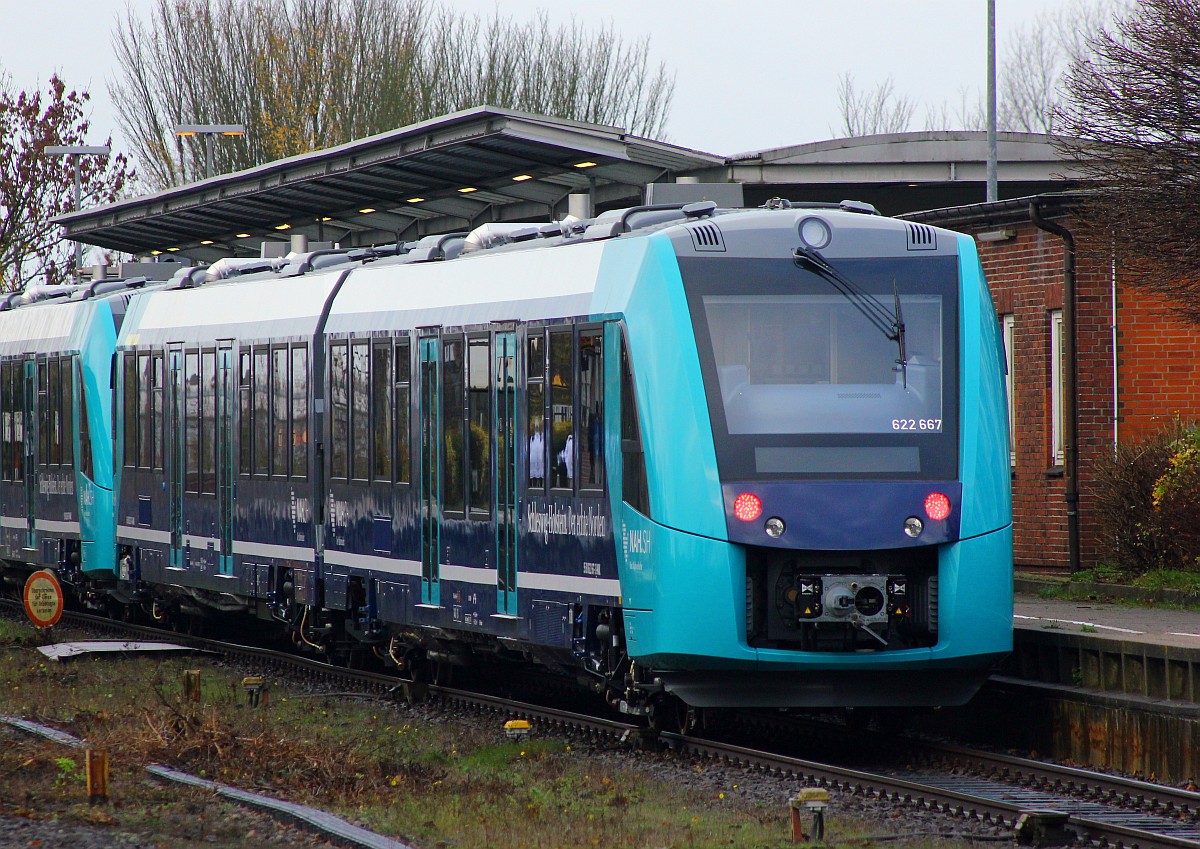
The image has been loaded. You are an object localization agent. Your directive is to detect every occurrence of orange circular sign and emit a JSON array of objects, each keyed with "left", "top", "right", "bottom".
[{"left": 23, "top": 569, "right": 64, "bottom": 628}]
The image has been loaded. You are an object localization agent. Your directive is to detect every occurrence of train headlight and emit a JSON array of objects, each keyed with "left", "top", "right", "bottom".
[
  {"left": 733, "top": 492, "right": 762, "bottom": 522},
  {"left": 903, "top": 516, "right": 923, "bottom": 538},
  {"left": 764, "top": 516, "right": 786, "bottom": 538}
]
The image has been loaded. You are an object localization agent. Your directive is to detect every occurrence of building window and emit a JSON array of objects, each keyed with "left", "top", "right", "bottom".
[
  {"left": 1050, "top": 310, "right": 1064, "bottom": 468},
  {"left": 1002, "top": 314, "right": 1015, "bottom": 467}
]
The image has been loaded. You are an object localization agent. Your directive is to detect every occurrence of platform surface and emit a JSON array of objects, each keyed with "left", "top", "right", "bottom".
[{"left": 1015, "top": 594, "right": 1200, "bottom": 649}]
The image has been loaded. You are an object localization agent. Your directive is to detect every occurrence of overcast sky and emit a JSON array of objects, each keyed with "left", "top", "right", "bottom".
[{"left": 3, "top": 0, "right": 1071, "bottom": 158}]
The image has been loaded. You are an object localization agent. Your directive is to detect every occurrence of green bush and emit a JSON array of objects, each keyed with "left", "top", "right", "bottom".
[{"left": 1088, "top": 420, "right": 1200, "bottom": 574}]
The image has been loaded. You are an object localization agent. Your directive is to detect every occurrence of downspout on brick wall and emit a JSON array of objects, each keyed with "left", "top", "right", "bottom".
[{"left": 1030, "top": 201, "right": 1081, "bottom": 573}]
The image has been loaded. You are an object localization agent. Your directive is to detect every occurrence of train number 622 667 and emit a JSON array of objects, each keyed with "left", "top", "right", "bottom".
[{"left": 891, "top": 418, "right": 942, "bottom": 431}]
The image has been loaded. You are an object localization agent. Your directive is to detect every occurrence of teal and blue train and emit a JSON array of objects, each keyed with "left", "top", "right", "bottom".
[{"left": 0, "top": 200, "right": 1012, "bottom": 717}]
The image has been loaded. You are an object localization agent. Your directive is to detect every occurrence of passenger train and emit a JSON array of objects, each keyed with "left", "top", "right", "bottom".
[{"left": 0, "top": 199, "right": 1013, "bottom": 717}]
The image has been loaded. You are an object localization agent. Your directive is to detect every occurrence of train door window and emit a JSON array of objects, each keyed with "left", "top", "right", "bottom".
[
  {"left": 578, "top": 329, "right": 604, "bottom": 492},
  {"left": 201, "top": 349, "right": 217, "bottom": 494},
  {"left": 549, "top": 329, "right": 574, "bottom": 490},
  {"left": 238, "top": 351, "right": 252, "bottom": 476},
  {"left": 620, "top": 331, "right": 650, "bottom": 516},
  {"left": 253, "top": 347, "right": 270, "bottom": 477},
  {"left": 330, "top": 340, "right": 349, "bottom": 480},
  {"left": 61, "top": 357, "right": 73, "bottom": 466},
  {"left": 138, "top": 353, "right": 152, "bottom": 468},
  {"left": 2, "top": 361, "right": 12, "bottom": 481},
  {"left": 38, "top": 359, "right": 49, "bottom": 467},
  {"left": 123, "top": 352, "right": 137, "bottom": 467},
  {"left": 527, "top": 331, "right": 545, "bottom": 490},
  {"left": 47, "top": 358, "right": 60, "bottom": 466},
  {"left": 372, "top": 341, "right": 392, "bottom": 481},
  {"left": 442, "top": 335, "right": 465, "bottom": 514},
  {"left": 468, "top": 335, "right": 491, "bottom": 516},
  {"left": 76, "top": 359, "right": 92, "bottom": 481},
  {"left": 152, "top": 352, "right": 164, "bottom": 471},
  {"left": 272, "top": 346, "right": 288, "bottom": 478},
  {"left": 10, "top": 362, "right": 23, "bottom": 483},
  {"left": 185, "top": 350, "right": 200, "bottom": 493},
  {"left": 394, "top": 339, "right": 410, "bottom": 484},
  {"left": 351, "top": 340, "right": 370, "bottom": 481},
  {"left": 291, "top": 345, "right": 308, "bottom": 480}
]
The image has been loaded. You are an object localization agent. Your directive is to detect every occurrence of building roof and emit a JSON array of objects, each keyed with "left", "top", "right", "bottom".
[{"left": 56, "top": 106, "right": 724, "bottom": 262}]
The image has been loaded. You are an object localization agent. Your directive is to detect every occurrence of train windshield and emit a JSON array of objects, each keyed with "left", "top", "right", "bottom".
[{"left": 682, "top": 255, "right": 959, "bottom": 480}]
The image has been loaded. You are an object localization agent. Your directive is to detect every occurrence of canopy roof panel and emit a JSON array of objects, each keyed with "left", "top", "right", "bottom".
[{"left": 58, "top": 106, "right": 723, "bottom": 261}]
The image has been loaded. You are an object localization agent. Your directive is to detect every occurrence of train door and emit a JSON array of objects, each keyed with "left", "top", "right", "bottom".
[
  {"left": 22, "top": 359, "right": 36, "bottom": 550},
  {"left": 417, "top": 333, "right": 441, "bottom": 607},
  {"left": 494, "top": 331, "right": 518, "bottom": 616},
  {"left": 167, "top": 346, "right": 185, "bottom": 568},
  {"left": 216, "top": 343, "right": 234, "bottom": 575}
]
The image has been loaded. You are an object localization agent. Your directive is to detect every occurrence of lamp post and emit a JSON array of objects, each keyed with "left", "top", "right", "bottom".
[
  {"left": 174, "top": 124, "right": 246, "bottom": 179},
  {"left": 46, "top": 144, "right": 110, "bottom": 279}
]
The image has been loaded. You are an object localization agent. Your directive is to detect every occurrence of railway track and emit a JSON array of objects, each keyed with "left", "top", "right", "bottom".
[{"left": 5, "top": 599, "right": 1200, "bottom": 849}]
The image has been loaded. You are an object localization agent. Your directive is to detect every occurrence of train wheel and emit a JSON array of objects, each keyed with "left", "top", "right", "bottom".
[
  {"left": 430, "top": 660, "right": 456, "bottom": 687},
  {"left": 647, "top": 694, "right": 692, "bottom": 735}
]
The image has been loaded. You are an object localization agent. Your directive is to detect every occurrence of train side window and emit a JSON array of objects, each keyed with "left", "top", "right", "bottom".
[
  {"left": 527, "top": 331, "right": 545, "bottom": 490},
  {"left": 152, "top": 352, "right": 164, "bottom": 472},
  {"left": 123, "top": 352, "right": 137, "bottom": 468},
  {"left": 549, "top": 330, "right": 574, "bottom": 490},
  {"left": 372, "top": 341, "right": 392, "bottom": 481},
  {"left": 292, "top": 345, "right": 308, "bottom": 480},
  {"left": 578, "top": 329, "right": 604, "bottom": 492},
  {"left": 137, "top": 353, "right": 151, "bottom": 469},
  {"left": 468, "top": 335, "right": 491, "bottom": 516},
  {"left": 238, "top": 351, "right": 251, "bottom": 476},
  {"left": 442, "top": 335, "right": 465, "bottom": 514},
  {"left": 330, "top": 340, "right": 349, "bottom": 480},
  {"left": 394, "top": 339, "right": 410, "bottom": 484},
  {"left": 76, "top": 359, "right": 92, "bottom": 481},
  {"left": 201, "top": 349, "right": 217, "bottom": 494},
  {"left": 253, "top": 347, "right": 269, "bottom": 477},
  {"left": 61, "top": 357, "right": 73, "bottom": 467},
  {"left": 351, "top": 340, "right": 370, "bottom": 481},
  {"left": 620, "top": 332, "right": 650, "bottom": 516},
  {"left": 272, "top": 346, "right": 288, "bottom": 478},
  {"left": 185, "top": 350, "right": 200, "bottom": 493}
]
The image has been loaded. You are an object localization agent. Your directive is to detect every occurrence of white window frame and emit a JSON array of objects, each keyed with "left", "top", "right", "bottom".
[
  {"left": 1049, "top": 310, "right": 1064, "bottom": 467},
  {"left": 1002, "top": 314, "right": 1015, "bottom": 466}
]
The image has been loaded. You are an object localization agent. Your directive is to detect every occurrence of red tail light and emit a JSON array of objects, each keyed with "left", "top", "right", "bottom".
[
  {"left": 733, "top": 492, "right": 762, "bottom": 522},
  {"left": 924, "top": 492, "right": 952, "bottom": 521}
]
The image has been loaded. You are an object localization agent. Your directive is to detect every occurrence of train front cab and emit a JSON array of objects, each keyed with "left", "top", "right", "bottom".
[
  {"left": 0, "top": 297, "right": 117, "bottom": 590},
  {"left": 605, "top": 214, "right": 1013, "bottom": 709}
]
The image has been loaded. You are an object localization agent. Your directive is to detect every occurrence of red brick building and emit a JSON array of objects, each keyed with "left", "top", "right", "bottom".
[{"left": 909, "top": 193, "right": 1200, "bottom": 573}]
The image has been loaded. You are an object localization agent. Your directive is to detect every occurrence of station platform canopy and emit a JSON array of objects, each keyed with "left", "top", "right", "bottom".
[
  {"left": 57, "top": 113, "right": 1083, "bottom": 265},
  {"left": 57, "top": 106, "right": 725, "bottom": 263}
]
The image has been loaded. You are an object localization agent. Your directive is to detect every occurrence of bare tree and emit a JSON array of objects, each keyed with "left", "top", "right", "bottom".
[
  {"left": 110, "top": 0, "right": 675, "bottom": 189},
  {"left": 0, "top": 73, "right": 134, "bottom": 291},
  {"left": 834, "top": 74, "right": 916, "bottom": 137},
  {"left": 1057, "top": 0, "right": 1200, "bottom": 323},
  {"left": 838, "top": 0, "right": 1128, "bottom": 138}
]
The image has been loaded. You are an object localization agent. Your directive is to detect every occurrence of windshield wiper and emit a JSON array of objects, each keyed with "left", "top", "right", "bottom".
[{"left": 793, "top": 245, "right": 908, "bottom": 388}]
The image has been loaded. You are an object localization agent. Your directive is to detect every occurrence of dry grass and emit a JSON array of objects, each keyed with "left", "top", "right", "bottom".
[{"left": 0, "top": 615, "right": 986, "bottom": 848}]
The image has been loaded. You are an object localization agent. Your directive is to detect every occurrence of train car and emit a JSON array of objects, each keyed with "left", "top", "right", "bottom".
[
  {"left": 0, "top": 280, "right": 150, "bottom": 594},
  {"left": 104, "top": 199, "right": 1011, "bottom": 713}
]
